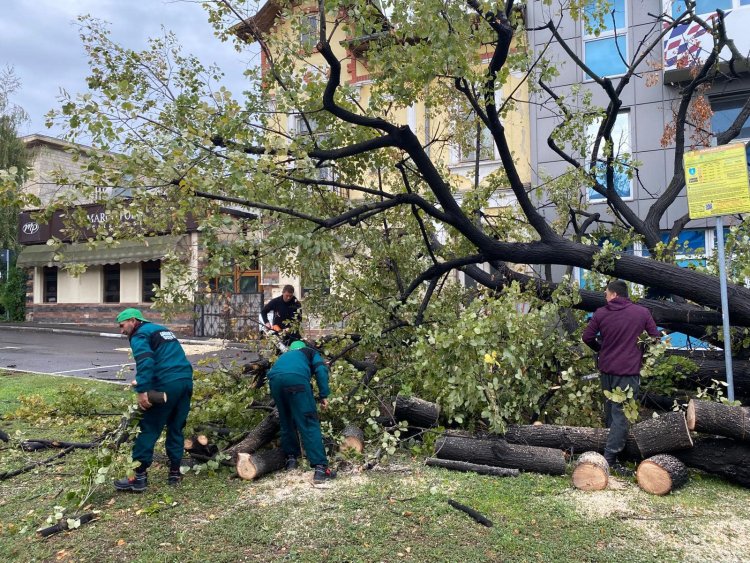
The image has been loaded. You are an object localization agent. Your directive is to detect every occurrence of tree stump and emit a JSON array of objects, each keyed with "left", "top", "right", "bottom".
[
  {"left": 571, "top": 451, "right": 609, "bottom": 491},
  {"left": 631, "top": 411, "right": 693, "bottom": 458},
  {"left": 674, "top": 437, "right": 750, "bottom": 488},
  {"left": 340, "top": 425, "right": 365, "bottom": 454},
  {"left": 224, "top": 409, "right": 280, "bottom": 463},
  {"left": 434, "top": 435, "right": 566, "bottom": 475},
  {"left": 425, "top": 458, "right": 519, "bottom": 477},
  {"left": 236, "top": 448, "right": 287, "bottom": 480},
  {"left": 686, "top": 399, "right": 750, "bottom": 442},
  {"left": 380, "top": 396, "right": 440, "bottom": 427},
  {"left": 636, "top": 454, "right": 689, "bottom": 495}
]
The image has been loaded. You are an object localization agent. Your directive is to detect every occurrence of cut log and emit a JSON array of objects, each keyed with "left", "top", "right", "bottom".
[
  {"left": 236, "top": 448, "right": 286, "bottom": 480},
  {"left": 224, "top": 409, "right": 280, "bottom": 463},
  {"left": 686, "top": 399, "right": 750, "bottom": 442},
  {"left": 19, "top": 439, "right": 97, "bottom": 452},
  {"left": 434, "top": 435, "right": 566, "bottom": 475},
  {"left": 674, "top": 437, "right": 750, "bottom": 488},
  {"left": 36, "top": 512, "right": 97, "bottom": 538},
  {"left": 636, "top": 454, "right": 689, "bottom": 495},
  {"left": 572, "top": 451, "right": 609, "bottom": 491},
  {"left": 425, "top": 458, "right": 520, "bottom": 477},
  {"left": 380, "top": 396, "right": 440, "bottom": 428},
  {"left": 631, "top": 411, "right": 693, "bottom": 458},
  {"left": 503, "top": 424, "right": 640, "bottom": 459},
  {"left": 340, "top": 425, "right": 365, "bottom": 454}
]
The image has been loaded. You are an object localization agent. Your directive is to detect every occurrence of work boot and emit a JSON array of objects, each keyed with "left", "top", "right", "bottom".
[
  {"left": 313, "top": 465, "right": 336, "bottom": 484},
  {"left": 114, "top": 471, "right": 148, "bottom": 492},
  {"left": 168, "top": 469, "right": 183, "bottom": 486},
  {"left": 609, "top": 461, "right": 634, "bottom": 478},
  {"left": 285, "top": 455, "right": 299, "bottom": 471}
]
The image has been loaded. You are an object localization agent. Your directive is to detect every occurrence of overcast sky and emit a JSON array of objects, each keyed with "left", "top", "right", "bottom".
[{"left": 1, "top": 0, "right": 259, "bottom": 137}]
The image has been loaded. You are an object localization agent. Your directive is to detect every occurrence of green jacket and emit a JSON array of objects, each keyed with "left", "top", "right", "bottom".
[
  {"left": 129, "top": 322, "right": 193, "bottom": 393},
  {"left": 267, "top": 347, "right": 330, "bottom": 399}
]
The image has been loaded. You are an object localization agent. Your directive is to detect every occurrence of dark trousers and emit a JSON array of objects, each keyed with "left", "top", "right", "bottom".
[
  {"left": 132, "top": 378, "right": 193, "bottom": 469},
  {"left": 600, "top": 372, "right": 640, "bottom": 463},
  {"left": 269, "top": 374, "right": 327, "bottom": 467}
]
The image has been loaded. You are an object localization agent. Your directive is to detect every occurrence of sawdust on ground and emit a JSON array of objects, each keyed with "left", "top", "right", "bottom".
[{"left": 114, "top": 344, "right": 227, "bottom": 356}]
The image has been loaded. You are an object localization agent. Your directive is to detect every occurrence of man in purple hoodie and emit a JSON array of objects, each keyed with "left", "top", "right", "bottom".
[{"left": 582, "top": 280, "right": 660, "bottom": 475}]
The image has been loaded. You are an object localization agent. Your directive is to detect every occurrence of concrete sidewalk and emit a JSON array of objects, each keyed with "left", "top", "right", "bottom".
[{"left": 0, "top": 322, "right": 243, "bottom": 347}]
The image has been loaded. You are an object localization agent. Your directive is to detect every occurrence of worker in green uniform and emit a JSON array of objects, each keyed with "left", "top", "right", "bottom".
[
  {"left": 113, "top": 308, "right": 193, "bottom": 492},
  {"left": 268, "top": 340, "right": 336, "bottom": 483}
]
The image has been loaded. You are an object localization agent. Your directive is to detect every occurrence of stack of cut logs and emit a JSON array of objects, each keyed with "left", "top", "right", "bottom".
[
  {"left": 429, "top": 398, "right": 750, "bottom": 495},
  {"left": 186, "top": 375, "right": 749, "bottom": 493}
]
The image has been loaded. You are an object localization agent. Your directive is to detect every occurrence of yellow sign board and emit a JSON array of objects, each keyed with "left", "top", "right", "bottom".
[{"left": 684, "top": 143, "right": 750, "bottom": 219}]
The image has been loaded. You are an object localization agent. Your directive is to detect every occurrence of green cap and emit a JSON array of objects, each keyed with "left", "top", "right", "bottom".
[
  {"left": 116, "top": 308, "right": 148, "bottom": 323},
  {"left": 289, "top": 340, "right": 306, "bottom": 351}
]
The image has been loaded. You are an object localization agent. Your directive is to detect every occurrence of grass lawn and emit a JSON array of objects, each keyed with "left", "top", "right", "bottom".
[{"left": 1, "top": 371, "right": 749, "bottom": 562}]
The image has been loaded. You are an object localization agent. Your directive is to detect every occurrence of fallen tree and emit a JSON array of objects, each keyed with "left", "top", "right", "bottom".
[
  {"left": 631, "top": 412, "right": 693, "bottom": 458},
  {"left": 425, "top": 458, "right": 520, "bottom": 477},
  {"left": 686, "top": 399, "right": 750, "bottom": 442},
  {"left": 236, "top": 448, "right": 287, "bottom": 481},
  {"left": 224, "top": 409, "right": 280, "bottom": 464},
  {"left": 434, "top": 435, "right": 566, "bottom": 475},
  {"left": 673, "top": 437, "right": 750, "bottom": 488},
  {"left": 502, "top": 424, "right": 640, "bottom": 458}
]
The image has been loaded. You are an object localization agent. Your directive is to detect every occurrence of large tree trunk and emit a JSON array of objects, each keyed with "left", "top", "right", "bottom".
[
  {"left": 572, "top": 451, "right": 609, "bottom": 491},
  {"left": 686, "top": 399, "right": 750, "bottom": 442},
  {"left": 636, "top": 454, "right": 689, "bottom": 496},
  {"left": 236, "top": 448, "right": 287, "bottom": 480},
  {"left": 380, "top": 396, "right": 440, "bottom": 428},
  {"left": 425, "top": 458, "right": 520, "bottom": 477},
  {"left": 673, "top": 437, "right": 750, "bottom": 488},
  {"left": 631, "top": 411, "right": 693, "bottom": 458},
  {"left": 224, "top": 410, "right": 280, "bottom": 463},
  {"left": 667, "top": 350, "right": 750, "bottom": 397},
  {"left": 503, "top": 424, "right": 640, "bottom": 458},
  {"left": 434, "top": 435, "right": 566, "bottom": 475}
]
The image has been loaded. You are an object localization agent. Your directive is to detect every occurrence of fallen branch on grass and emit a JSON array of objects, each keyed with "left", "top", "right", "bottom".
[
  {"left": 20, "top": 439, "right": 98, "bottom": 452},
  {"left": 36, "top": 512, "right": 98, "bottom": 538},
  {"left": 425, "top": 458, "right": 520, "bottom": 477},
  {"left": 447, "top": 499, "right": 493, "bottom": 527},
  {"left": 0, "top": 445, "right": 77, "bottom": 481}
]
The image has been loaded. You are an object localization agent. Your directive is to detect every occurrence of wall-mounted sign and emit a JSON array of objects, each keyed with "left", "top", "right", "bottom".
[
  {"left": 21, "top": 222, "right": 40, "bottom": 235},
  {"left": 684, "top": 143, "right": 750, "bottom": 219}
]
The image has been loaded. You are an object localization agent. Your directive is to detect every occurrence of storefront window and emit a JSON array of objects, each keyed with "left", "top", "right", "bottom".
[
  {"left": 103, "top": 264, "right": 121, "bottom": 303},
  {"left": 142, "top": 260, "right": 161, "bottom": 302}
]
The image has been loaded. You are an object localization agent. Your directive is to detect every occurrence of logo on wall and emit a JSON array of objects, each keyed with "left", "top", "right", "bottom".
[{"left": 22, "top": 222, "right": 40, "bottom": 235}]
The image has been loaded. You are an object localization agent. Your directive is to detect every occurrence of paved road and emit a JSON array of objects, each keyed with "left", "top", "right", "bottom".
[{"left": 0, "top": 329, "right": 258, "bottom": 383}]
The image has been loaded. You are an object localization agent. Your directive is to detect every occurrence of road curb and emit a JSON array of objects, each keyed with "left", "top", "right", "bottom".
[{"left": 0, "top": 324, "right": 241, "bottom": 348}]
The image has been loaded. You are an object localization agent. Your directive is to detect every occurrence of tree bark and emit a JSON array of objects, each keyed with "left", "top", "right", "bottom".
[
  {"left": 686, "top": 399, "right": 750, "bottom": 442},
  {"left": 224, "top": 409, "right": 280, "bottom": 463},
  {"left": 184, "top": 435, "right": 219, "bottom": 458},
  {"left": 434, "top": 435, "right": 566, "bottom": 475},
  {"left": 667, "top": 351, "right": 750, "bottom": 397},
  {"left": 425, "top": 458, "right": 520, "bottom": 477},
  {"left": 20, "top": 439, "right": 97, "bottom": 452},
  {"left": 447, "top": 499, "right": 493, "bottom": 527},
  {"left": 572, "top": 451, "right": 609, "bottom": 491},
  {"left": 631, "top": 411, "right": 693, "bottom": 458},
  {"left": 503, "top": 424, "right": 640, "bottom": 459},
  {"left": 636, "top": 454, "right": 689, "bottom": 495},
  {"left": 380, "top": 396, "right": 440, "bottom": 428},
  {"left": 340, "top": 424, "right": 365, "bottom": 454},
  {"left": 673, "top": 437, "right": 750, "bottom": 488},
  {"left": 36, "top": 513, "right": 97, "bottom": 538},
  {"left": 236, "top": 448, "right": 287, "bottom": 481}
]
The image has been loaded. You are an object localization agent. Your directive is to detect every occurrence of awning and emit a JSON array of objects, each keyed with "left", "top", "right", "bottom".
[{"left": 17, "top": 235, "right": 186, "bottom": 268}]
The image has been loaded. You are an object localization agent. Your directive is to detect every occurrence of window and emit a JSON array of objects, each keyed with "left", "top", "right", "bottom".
[
  {"left": 43, "top": 266, "right": 58, "bottom": 303},
  {"left": 300, "top": 13, "right": 319, "bottom": 49},
  {"left": 142, "top": 260, "right": 161, "bottom": 302},
  {"left": 583, "top": 0, "right": 628, "bottom": 78},
  {"left": 587, "top": 112, "right": 633, "bottom": 201},
  {"left": 711, "top": 95, "right": 750, "bottom": 160},
  {"left": 458, "top": 118, "right": 495, "bottom": 163},
  {"left": 206, "top": 257, "right": 261, "bottom": 294},
  {"left": 103, "top": 264, "right": 120, "bottom": 303},
  {"left": 671, "top": 0, "right": 737, "bottom": 18}
]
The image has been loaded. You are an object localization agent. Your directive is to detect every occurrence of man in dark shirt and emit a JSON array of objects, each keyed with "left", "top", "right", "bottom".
[
  {"left": 261, "top": 284, "right": 302, "bottom": 343},
  {"left": 582, "top": 280, "right": 660, "bottom": 475}
]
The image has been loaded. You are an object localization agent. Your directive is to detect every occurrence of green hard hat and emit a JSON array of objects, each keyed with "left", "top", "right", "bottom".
[
  {"left": 289, "top": 340, "right": 306, "bottom": 351},
  {"left": 116, "top": 308, "right": 148, "bottom": 323}
]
